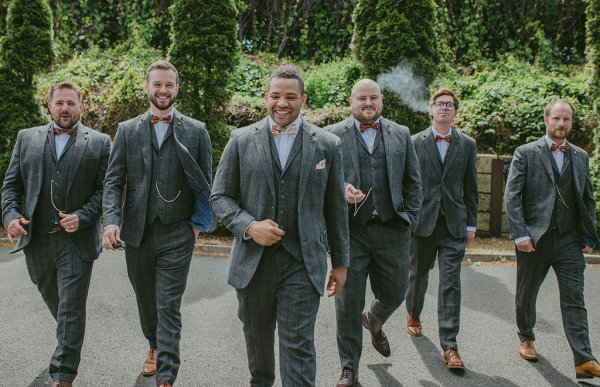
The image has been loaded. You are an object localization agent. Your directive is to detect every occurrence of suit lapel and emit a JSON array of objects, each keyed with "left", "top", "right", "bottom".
[
  {"left": 442, "top": 127, "right": 460, "bottom": 179},
  {"left": 536, "top": 137, "right": 555, "bottom": 183},
  {"left": 342, "top": 118, "right": 361, "bottom": 184},
  {"left": 31, "top": 125, "right": 51, "bottom": 194},
  {"left": 253, "top": 118, "right": 276, "bottom": 200},
  {"left": 298, "top": 121, "right": 317, "bottom": 205},
  {"left": 422, "top": 127, "right": 443, "bottom": 178},
  {"left": 381, "top": 118, "right": 398, "bottom": 182},
  {"left": 140, "top": 112, "right": 154, "bottom": 191},
  {"left": 66, "top": 125, "right": 90, "bottom": 196}
]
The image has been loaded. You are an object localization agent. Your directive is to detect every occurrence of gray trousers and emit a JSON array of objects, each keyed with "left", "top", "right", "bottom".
[
  {"left": 24, "top": 232, "right": 93, "bottom": 382},
  {"left": 125, "top": 219, "right": 195, "bottom": 386},
  {"left": 406, "top": 217, "right": 465, "bottom": 351},
  {"left": 516, "top": 229, "right": 595, "bottom": 365},
  {"left": 335, "top": 219, "right": 410, "bottom": 370},
  {"left": 236, "top": 248, "right": 320, "bottom": 387}
]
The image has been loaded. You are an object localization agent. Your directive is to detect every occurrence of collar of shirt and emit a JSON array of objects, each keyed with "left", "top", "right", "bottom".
[
  {"left": 51, "top": 121, "right": 79, "bottom": 136},
  {"left": 150, "top": 108, "right": 175, "bottom": 127},
  {"left": 354, "top": 118, "right": 380, "bottom": 133},
  {"left": 268, "top": 115, "right": 302, "bottom": 137},
  {"left": 544, "top": 135, "right": 568, "bottom": 151},
  {"left": 431, "top": 126, "right": 452, "bottom": 139}
]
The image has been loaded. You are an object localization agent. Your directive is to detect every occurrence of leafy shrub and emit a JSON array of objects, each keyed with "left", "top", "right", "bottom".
[{"left": 304, "top": 58, "right": 363, "bottom": 108}]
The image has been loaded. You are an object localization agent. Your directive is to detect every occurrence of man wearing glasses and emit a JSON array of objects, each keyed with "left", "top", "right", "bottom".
[
  {"left": 102, "top": 60, "right": 214, "bottom": 387},
  {"left": 1, "top": 81, "right": 111, "bottom": 387},
  {"left": 326, "top": 79, "right": 421, "bottom": 386},
  {"left": 505, "top": 99, "right": 600, "bottom": 378},
  {"left": 405, "top": 88, "right": 478, "bottom": 369}
]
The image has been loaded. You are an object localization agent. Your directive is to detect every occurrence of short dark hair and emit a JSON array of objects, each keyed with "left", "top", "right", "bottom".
[
  {"left": 48, "top": 81, "right": 83, "bottom": 103},
  {"left": 544, "top": 99, "right": 576, "bottom": 119},
  {"left": 146, "top": 59, "right": 179, "bottom": 83},
  {"left": 429, "top": 87, "right": 459, "bottom": 110},
  {"left": 268, "top": 64, "right": 305, "bottom": 95}
]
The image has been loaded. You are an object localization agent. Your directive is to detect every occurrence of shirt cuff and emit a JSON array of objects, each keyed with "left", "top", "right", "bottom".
[
  {"left": 103, "top": 224, "right": 119, "bottom": 230},
  {"left": 514, "top": 236, "right": 531, "bottom": 244},
  {"left": 243, "top": 220, "right": 257, "bottom": 241},
  {"left": 467, "top": 226, "right": 476, "bottom": 233}
]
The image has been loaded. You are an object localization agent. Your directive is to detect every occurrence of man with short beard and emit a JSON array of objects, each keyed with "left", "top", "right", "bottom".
[
  {"left": 326, "top": 79, "right": 421, "bottom": 386},
  {"left": 1, "top": 81, "right": 111, "bottom": 387},
  {"left": 103, "top": 60, "right": 214, "bottom": 387}
]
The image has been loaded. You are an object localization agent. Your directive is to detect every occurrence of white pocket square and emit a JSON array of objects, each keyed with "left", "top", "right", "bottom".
[{"left": 315, "top": 159, "right": 326, "bottom": 170}]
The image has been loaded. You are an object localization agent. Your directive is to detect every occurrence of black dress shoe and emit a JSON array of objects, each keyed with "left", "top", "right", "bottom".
[
  {"left": 336, "top": 367, "right": 358, "bottom": 386},
  {"left": 362, "top": 311, "right": 391, "bottom": 357}
]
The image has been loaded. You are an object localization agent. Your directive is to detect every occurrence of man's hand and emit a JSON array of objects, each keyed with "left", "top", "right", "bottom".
[
  {"left": 345, "top": 184, "right": 365, "bottom": 204},
  {"left": 59, "top": 212, "right": 79, "bottom": 233},
  {"left": 582, "top": 244, "right": 593, "bottom": 254},
  {"left": 516, "top": 239, "right": 535, "bottom": 253},
  {"left": 7, "top": 217, "right": 29, "bottom": 243},
  {"left": 247, "top": 219, "right": 285, "bottom": 246},
  {"left": 102, "top": 225, "right": 123, "bottom": 250},
  {"left": 326, "top": 267, "right": 347, "bottom": 297},
  {"left": 465, "top": 231, "right": 476, "bottom": 245}
]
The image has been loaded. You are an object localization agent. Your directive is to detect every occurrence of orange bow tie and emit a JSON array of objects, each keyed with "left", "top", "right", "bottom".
[
  {"left": 550, "top": 143, "right": 569, "bottom": 153},
  {"left": 150, "top": 114, "right": 172, "bottom": 125},
  {"left": 359, "top": 122, "right": 380, "bottom": 133},
  {"left": 435, "top": 134, "right": 452, "bottom": 142},
  {"left": 54, "top": 127, "right": 74, "bottom": 135},
  {"left": 271, "top": 124, "right": 297, "bottom": 137}
]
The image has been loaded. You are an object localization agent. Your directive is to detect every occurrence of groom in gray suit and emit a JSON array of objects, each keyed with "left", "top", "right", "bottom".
[
  {"left": 326, "top": 79, "right": 422, "bottom": 386},
  {"left": 211, "top": 64, "right": 349, "bottom": 387},
  {"left": 405, "top": 88, "right": 478, "bottom": 369},
  {"left": 505, "top": 99, "right": 600, "bottom": 379},
  {"left": 1, "top": 81, "right": 111, "bottom": 387},
  {"left": 103, "top": 60, "right": 213, "bottom": 387}
]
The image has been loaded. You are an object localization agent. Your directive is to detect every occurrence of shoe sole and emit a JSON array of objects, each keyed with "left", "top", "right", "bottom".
[
  {"left": 518, "top": 352, "right": 539, "bottom": 361},
  {"left": 576, "top": 373, "right": 594, "bottom": 379},
  {"left": 447, "top": 363, "right": 465, "bottom": 369},
  {"left": 142, "top": 370, "right": 157, "bottom": 377},
  {"left": 406, "top": 327, "right": 422, "bottom": 337}
]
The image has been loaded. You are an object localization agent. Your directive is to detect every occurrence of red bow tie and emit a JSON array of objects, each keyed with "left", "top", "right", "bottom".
[
  {"left": 54, "top": 127, "right": 74, "bottom": 135},
  {"left": 435, "top": 134, "right": 452, "bottom": 142},
  {"left": 271, "top": 124, "right": 297, "bottom": 137},
  {"left": 359, "top": 122, "right": 380, "bottom": 133},
  {"left": 150, "top": 114, "right": 172, "bottom": 125},
  {"left": 550, "top": 143, "right": 569, "bottom": 153}
]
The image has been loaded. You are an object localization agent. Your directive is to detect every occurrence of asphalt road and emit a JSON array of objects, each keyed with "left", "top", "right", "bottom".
[{"left": 2, "top": 248, "right": 600, "bottom": 387}]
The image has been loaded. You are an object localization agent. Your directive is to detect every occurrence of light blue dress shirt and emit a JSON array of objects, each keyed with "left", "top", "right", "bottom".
[
  {"left": 268, "top": 115, "right": 302, "bottom": 168},
  {"left": 151, "top": 108, "right": 175, "bottom": 148},
  {"left": 354, "top": 118, "right": 379, "bottom": 154}
]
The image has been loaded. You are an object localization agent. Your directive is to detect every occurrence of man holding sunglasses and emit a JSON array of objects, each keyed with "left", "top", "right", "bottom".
[{"left": 1, "top": 81, "right": 111, "bottom": 387}]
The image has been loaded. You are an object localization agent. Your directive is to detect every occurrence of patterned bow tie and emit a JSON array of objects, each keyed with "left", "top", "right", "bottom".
[
  {"left": 271, "top": 124, "right": 297, "bottom": 137},
  {"left": 435, "top": 134, "right": 452, "bottom": 142},
  {"left": 150, "top": 114, "right": 172, "bottom": 125},
  {"left": 550, "top": 143, "right": 569, "bottom": 153},
  {"left": 54, "top": 127, "right": 74, "bottom": 135},
  {"left": 359, "top": 122, "right": 380, "bottom": 133}
]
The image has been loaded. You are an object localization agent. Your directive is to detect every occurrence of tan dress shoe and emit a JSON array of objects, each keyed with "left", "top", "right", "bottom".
[
  {"left": 444, "top": 349, "right": 465, "bottom": 369},
  {"left": 50, "top": 382, "right": 73, "bottom": 387},
  {"left": 142, "top": 347, "right": 158, "bottom": 376},
  {"left": 576, "top": 359, "right": 600, "bottom": 378},
  {"left": 518, "top": 340, "right": 539, "bottom": 361},
  {"left": 406, "top": 314, "right": 422, "bottom": 336}
]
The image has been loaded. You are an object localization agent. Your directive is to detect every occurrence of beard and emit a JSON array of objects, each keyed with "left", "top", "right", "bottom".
[
  {"left": 53, "top": 113, "right": 80, "bottom": 129},
  {"left": 149, "top": 93, "right": 176, "bottom": 111}
]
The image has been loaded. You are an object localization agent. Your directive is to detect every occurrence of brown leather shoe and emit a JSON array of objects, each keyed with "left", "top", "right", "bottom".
[
  {"left": 444, "top": 349, "right": 465, "bottom": 369},
  {"left": 518, "top": 340, "right": 539, "bottom": 361},
  {"left": 576, "top": 359, "right": 600, "bottom": 378},
  {"left": 362, "top": 312, "right": 391, "bottom": 357},
  {"left": 336, "top": 367, "right": 358, "bottom": 386},
  {"left": 158, "top": 384, "right": 173, "bottom": 387},
  {"left": 142, "top": 347, "right": 157, "bottom": 376},
  {"left": 50, "top": 382, "right": 73, "bottom": 387},
  {"left": 406, "top": 314, "right": 422, "bottom": 336}
]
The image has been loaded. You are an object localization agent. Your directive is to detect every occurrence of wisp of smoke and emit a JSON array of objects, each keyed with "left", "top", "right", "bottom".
[{"left": 376, "top": 62, "right": 429, "bottom": 113}]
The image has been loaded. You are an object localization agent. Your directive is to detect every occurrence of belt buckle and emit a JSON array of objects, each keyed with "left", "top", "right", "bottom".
[{"left": 48, "top": 224, "right": 62, "bottom": 234}]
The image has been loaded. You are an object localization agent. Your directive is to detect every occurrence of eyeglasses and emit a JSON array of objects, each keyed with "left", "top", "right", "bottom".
[{"left": 432, "top": 101, "right": 456, "bottom": 110}]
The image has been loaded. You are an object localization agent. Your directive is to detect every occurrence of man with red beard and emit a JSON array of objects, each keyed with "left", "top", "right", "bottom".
[
  {"left": 326, "top": 79, "right": 421, "bottom": 386},
  {"left": 1, "top": 82, "right": 111, "bottom": 386},
  {"left": 103, "top": 60, "right": 214, "bottom": 386}
]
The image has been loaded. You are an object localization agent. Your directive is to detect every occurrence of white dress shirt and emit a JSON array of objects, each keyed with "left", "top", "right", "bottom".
[
  {"left": 52, "top": 122, "right": 77, "bottom": 159},
  {"left": 151, "top": 108, "right": 175, "bottom": 148},
  {"left": 269, "top": 115, "right": 302, "bottom": 168},
  {"left": 354, "top": 118, "right": 379, "bottom": 154}
]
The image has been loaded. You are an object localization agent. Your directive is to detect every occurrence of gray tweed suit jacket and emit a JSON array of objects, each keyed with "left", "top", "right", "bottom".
[
  {"left": 210, "top": 118, "right": 350, "bottom": 295},
  {"left": 1, "top": 123, "right": 111, "bottom": 260},
  {"left": 103, "top": 110, "right": 212, "bottom": 248},
  {"left": 325, "top": 116, "right": 422, "bottom": 230},
  {"left": 412, "top": 127, "right": 478, "bottom": 238},
  {"left": 505, "top": 136, "right": 599, "bottom": 248}
]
